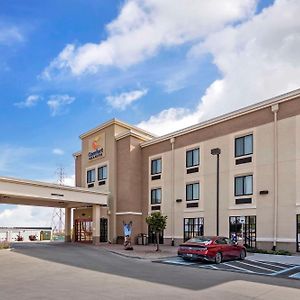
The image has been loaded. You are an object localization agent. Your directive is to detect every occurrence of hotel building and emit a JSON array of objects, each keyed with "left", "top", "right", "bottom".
[{"left": 72, "top": 89, "right": 300, "bottom": 253}]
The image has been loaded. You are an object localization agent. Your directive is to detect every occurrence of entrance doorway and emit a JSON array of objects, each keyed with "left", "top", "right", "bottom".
[
  {"left": 297, "top": 215, "right": 300, "bottom": 252},
  {"left": 229, "top": 216, "right": 256, "bottom": 248},
  {"left": 100, "top": 218, "right": 108, "bottom": 242},
  {"left": 75, "top": 219, "right": 93, "bottom": 242}
]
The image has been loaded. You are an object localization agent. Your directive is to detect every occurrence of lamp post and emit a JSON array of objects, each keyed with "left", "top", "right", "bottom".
[{"left": 211, "top": 148, "right": 221, "bottom": 236}]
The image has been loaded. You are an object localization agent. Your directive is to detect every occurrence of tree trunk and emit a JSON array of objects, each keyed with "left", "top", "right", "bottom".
[{"left": 156, "top": 232, "right": 160, "bottom": 252}]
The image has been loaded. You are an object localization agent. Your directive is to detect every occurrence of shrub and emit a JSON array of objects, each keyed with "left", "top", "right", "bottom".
[
  {"left": 246, "top": 247, "right": 291, "bottom": 256},
  {"left": 0, "top": 241, "right": 10, "bottom": 250}
]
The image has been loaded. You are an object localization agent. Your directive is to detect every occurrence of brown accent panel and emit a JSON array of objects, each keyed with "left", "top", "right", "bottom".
[
  {"left": 75, "top": 154, "right": 82, "bottom": 187},
  {"left": 116, "top": 135, "right": 143, "bottom": 213},
  {"left": 278, "top": 97, "right": 300, "bottom": 120},
  {"left": 175, "top": 107, "right": 273, "bottom": 149}
]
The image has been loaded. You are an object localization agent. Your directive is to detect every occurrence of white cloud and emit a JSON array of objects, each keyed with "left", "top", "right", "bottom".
[
  {"left": 43, "top": 0, "right": 256, "bottom": 78},
  {"left": 63, "top": 174, "right": 75, "bottom": 187},
  {"left": 47, "top": 94, "right": 75, "bottom": 116},
  {"left": 106, "top": 88, "right": 148, "bottom": 110},
  {"left": 52, "top": 148, "right": 64, "bottom": 155},
  {"left": 138, "top": 0, "right": 300, "bottom": 135},
  {"left": 14, "top": 95, "right": 40, "bottom": 108},
  {"left": 0, "top": 205, "right": 52, "bottom": 227},
  {"left": 0, "top": 24, "right": 24, "bottom": 45}
]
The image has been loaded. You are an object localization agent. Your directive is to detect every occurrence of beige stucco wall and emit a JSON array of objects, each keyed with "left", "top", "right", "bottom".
[{"left": 141, "top": 99, "right": 300, "bottom": 251}]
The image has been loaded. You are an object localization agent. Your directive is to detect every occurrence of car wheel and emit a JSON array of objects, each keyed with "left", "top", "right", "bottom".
[
  {"left": 182, "top": 257, "right": 190, "bottom": 261},
  {"left": 215, "top": 252, "right": 222, "bottom": 264},
  {"left": 239, "top": 249, "right": 246, "bottom": 260}
]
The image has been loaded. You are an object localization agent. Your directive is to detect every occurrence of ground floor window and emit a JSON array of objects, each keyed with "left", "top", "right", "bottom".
[
  {"left": 75, "top": 219, "right": 93, "bottom": 242},
  {"left": 148, "top": 225, "right": 164, "bottom": 244},
  {"left": 100, "top": 218, "right": 108, "bottom": 243},
  {"left": 229, "top": 216, "right": 256, "bottom": 248},
  {"left": 297, "top": 215, "right": 300, "bottom": 252},
  {"left": 183, "top": 217, "right": 204, "bottom": 242}
]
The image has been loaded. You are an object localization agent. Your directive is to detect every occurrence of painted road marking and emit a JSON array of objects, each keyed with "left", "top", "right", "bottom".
[
  {"left": 270, "top": 265, "right": 300, "bottom": 276},
  {"left": 248, "top": 260, "right": 287, "bottom": 269},
  {"left": 154, "top": 257, "right": 300, "bottom": 280},
  {"left": 223, "top": 262, "right": 254, "bottom": 273},
  {"left": 289, "top": 272, "right": 300, "bottom": 279},
  {"left": 236, "top": 261, "right": 276, "bottom": 272}
]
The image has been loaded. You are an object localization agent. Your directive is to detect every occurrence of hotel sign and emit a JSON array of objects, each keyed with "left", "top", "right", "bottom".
[{"left": 88, "top": 133, "right": 105, "bottom": 160}]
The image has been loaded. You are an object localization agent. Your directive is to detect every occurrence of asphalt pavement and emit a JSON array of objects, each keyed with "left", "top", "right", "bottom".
[{"left": 0, "top": 242, "right": 299, "bottom": 300}]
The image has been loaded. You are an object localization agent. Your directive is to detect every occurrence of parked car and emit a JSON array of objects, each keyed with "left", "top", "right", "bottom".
[{"left": 177, "top": 236, "right": 246, "bottom": 264}]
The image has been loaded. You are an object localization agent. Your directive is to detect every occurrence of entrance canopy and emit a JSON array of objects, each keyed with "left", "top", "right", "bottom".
[{"left": 0, "top": 176, "right": 108, "bottom": 208}]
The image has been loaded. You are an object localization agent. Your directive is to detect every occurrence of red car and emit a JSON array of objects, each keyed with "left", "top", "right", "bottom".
[{"left": 177, "top": 236, "right": 246, "bottom": 264}]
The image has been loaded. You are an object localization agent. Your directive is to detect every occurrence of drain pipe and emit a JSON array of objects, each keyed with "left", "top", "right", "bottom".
[
  {"left": 170, "top": 137, "right": 175, "bottom": 246},
  {"left": 272, "top": 104, "right": 279, "bottom": 251}
]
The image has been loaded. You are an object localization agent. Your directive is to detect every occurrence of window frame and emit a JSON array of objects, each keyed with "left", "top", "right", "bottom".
[
  {"left": 151, "top": 158, "right": 162, "bottom": 175},
  {"left": 234, "top": 175, "right": 253, "bottom": 197},
  {"left": 186, "top": 182, "right": 200, "bottom": 201},
  {"left": 151, "top": 188, "right": 162, "bottom": 205},
  {"left": 186, "top": 148, "right": 200, "bottom": 168},
  {"left": 87, "top": 169, "right": 95, "bottom": 184},
  {"left": 235, "top": 134, "right": 253, "bottom": 158},
  {"left": 98, "top": 165, "right": 107, "bottom": 181}
]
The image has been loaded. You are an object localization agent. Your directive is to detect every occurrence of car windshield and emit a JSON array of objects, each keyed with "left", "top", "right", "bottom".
[{"left": 186, "top": 237, "right": 212, "bottom": 245}]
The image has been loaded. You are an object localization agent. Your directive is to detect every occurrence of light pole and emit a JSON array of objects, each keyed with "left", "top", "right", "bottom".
[{"left": 211, "top": 148, "right": 221, "bottom": 236}]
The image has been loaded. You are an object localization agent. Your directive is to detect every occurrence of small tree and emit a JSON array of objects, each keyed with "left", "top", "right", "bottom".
[{"left": 146, "top": 212, "right": 167, "bottom": 252}]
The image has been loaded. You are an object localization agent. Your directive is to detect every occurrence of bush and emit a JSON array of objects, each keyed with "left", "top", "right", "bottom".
[
  {"left": 0, "top": 242, "right": 10, "bottom": 250},
  {"left": 247, "top": 247, "right": 291, "bottom": 256}
]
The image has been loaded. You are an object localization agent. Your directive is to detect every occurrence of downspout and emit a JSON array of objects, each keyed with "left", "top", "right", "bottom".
[
  {"left": 272, "top": 104, "right": 279, "bottom": 250},
  {"left": 170, "top": 137, "right": 175, "bottom": 246}
]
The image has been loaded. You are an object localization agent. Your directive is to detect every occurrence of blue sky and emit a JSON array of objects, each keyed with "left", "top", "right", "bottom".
[{"left": 1, "top": 0, "right": 300, "bottom": 226}]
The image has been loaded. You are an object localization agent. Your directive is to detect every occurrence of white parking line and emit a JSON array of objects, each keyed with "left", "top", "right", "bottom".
[
  {"left": 271, "top": 266, "right": 300, "bottom": 276},
  {"left": 223, "top": 262, "right": 254, "bottom": 273},
  {"left": 237, "top": 261, "right": 275, "bottom": 272},
  {"left": 248, "top": 260, "right": 287, "bottom": 269}
]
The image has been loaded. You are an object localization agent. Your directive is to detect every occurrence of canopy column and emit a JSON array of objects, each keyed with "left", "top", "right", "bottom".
[
  {"left": 92, "top": 204, "right": 101, "bottom": 245},
  {"left": 65, "top": 207, "right": 72, "bottom": 242}
]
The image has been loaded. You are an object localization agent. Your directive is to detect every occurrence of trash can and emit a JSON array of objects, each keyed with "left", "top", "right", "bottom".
[
  {"left": 142, "top": 234, "right": 148, "bottom": 245},
  {"left": 137, "top": 235, "right": 143, "bottom": 245}
]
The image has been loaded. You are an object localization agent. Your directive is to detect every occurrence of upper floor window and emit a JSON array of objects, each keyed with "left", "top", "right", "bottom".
[
  {"left": 186, "top": 183, "right": 199, "bottom": 201},
  {"left": 235, "top": 175, "right": 253, "bottom": 196},
  {"left": 98, "top": 165, "right": 107, "bottom": 181},
  {"left": 186, "top": 148, "right": 199, "bottom": 168},
  {"left": 151, "top": 158, "right": 162, "bottom": 175},
  {"left": 87, "top": 169, "right": 95, "bottom": 184},
  {"left": 235, "top": 134, "right": 253, "bottom": 157},
  {"left": 151, "top": 188, "right": 162, "bottom": 204}
]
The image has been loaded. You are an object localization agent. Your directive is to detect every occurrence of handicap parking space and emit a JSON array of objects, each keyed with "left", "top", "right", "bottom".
[{"left": 153, "top": 256, "right": 300, "bottom": 280}]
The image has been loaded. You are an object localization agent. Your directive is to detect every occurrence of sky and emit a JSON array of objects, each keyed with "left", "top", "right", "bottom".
[{"left": 0, "top": 0, "right": 300, "bottom": 227}]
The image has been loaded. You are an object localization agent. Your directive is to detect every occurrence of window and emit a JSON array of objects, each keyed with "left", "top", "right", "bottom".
[
  {"left": 235, "top": 175, "right": 253, "bottom": 196},
  {"left": 151, "top": 188, "right": 161, "bottom": 204},
  {"left": 186, "top": 148, "right": 199, "bottom": 168},
  {"left": 186, "top": 183, "right": 199, "bottom": 201},
  {"left": 87, "top": 169, "right": 95, "bottom": 184},
  {"left": 297, "top": 215, "right": 300, "bottom": 252},
  {"left": 98, "top": 165, "right": 107, "bottom": 181},
  {"left": 151, "top": 158, "right": 162, "bottom": 175},
  {"left": 215, "top": 238, "right": 228, "bottom": 245},
  {"left": 235, "top": 134, "right": 253, "bottom": 157},
  {"left": 183, "top": 218, "right": 204, "bottom": 242},
  {"left": 229, "top": 216, "right": 256, "bottom": 248}
]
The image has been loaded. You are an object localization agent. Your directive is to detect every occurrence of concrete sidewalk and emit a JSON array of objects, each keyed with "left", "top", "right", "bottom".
[
  {"left": 247, "top": 253, "right": 300, "bottom": 265},
  {"left": 98, "top": 243, "right": 178, "bottom": 259}
]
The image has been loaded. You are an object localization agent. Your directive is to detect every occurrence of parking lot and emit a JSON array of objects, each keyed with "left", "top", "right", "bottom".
[{"left": 154, "top": 256, "right": 300, "bottom": 280}]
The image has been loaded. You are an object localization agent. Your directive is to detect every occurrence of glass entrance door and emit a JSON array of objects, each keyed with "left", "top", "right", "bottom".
[
  {"left": 75, "top": 219, "right": 93, "bottom": 242},
  {"left": 148, "top": 226, "right": 164, "bottom": 244},
  {"left": 229, "top": 216, "right": 256, "bottom": 248},
  {"left": 297, "top": 215, "right": 300, "bottom": 252}
]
